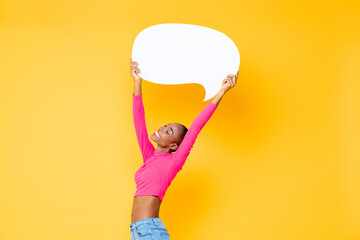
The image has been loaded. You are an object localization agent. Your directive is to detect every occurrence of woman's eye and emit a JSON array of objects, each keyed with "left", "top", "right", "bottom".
[{"left": 166, "top": 131, "right": 169, "bottom": 135}]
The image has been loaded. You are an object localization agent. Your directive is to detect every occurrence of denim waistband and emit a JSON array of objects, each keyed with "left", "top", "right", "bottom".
[{"left": 130, "top": 217, "right": 162, "bottom": 229}]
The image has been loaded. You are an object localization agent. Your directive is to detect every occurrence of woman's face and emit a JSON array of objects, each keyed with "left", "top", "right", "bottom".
[{"left": 150, "top": 122, "right": 183, "bottom": 148}]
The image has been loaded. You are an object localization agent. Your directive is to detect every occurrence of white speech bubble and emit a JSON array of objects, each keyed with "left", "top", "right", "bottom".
[{"left": 131, "top": 23, "right": 240, "bottom": 101}]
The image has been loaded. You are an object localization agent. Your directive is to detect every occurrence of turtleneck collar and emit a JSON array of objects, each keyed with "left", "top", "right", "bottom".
[{"left": 154, "top": 150, "right": 172, "bottom": 156}]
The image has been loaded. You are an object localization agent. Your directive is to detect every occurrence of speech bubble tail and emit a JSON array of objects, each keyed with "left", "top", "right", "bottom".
[{"left": 203, "top": 84, "right": 221, "bottom": 102}]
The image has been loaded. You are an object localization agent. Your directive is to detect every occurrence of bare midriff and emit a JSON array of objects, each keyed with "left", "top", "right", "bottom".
[{"left": 131, "top": 196, "right": 162, "bottom": 223}]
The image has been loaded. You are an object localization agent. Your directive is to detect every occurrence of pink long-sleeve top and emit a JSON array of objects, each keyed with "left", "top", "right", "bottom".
[{"left": 132, "top": 93, "right": 217, "bottom": 202}]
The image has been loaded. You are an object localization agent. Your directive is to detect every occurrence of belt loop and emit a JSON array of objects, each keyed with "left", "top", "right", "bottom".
[{"left": 153, "top": 218, "right": 158, "bottom": 226}]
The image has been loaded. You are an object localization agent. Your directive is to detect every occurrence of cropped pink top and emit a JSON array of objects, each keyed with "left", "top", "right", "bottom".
[{"left": 132, "top": 93, "right": 217, "bottom": 202}]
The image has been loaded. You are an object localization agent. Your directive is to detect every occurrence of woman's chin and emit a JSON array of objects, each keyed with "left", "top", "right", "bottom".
[{"left": 150, "top": 136, "right": 157, "bottom": 143}]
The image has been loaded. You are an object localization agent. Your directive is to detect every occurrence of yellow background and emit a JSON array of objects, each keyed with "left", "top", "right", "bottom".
[{"left": 0, "top": 1, "right": 359, "bottom": 239}]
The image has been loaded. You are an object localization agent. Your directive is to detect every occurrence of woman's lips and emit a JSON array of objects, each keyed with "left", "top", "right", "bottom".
[{"left": 155, "top": 130, "right": 160, "bottom": 138}]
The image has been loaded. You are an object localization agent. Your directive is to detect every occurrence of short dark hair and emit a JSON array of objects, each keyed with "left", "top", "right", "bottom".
[
  {"left": 180, "top": 124, "right": 188, "bottom": 138},
  {"left": 171, "top": 124, "right": 188, "bottom": 153}
]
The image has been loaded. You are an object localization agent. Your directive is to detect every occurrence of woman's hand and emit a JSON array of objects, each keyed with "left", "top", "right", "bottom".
[
  {"left": 220, "top": 69, "right": 239, "bottom": 93},
  {"left": 211, "top": 70, "right": 239, "bottom": 106},
  {"left": 130, "top": 58, "right": 142, "bottom": 81}
]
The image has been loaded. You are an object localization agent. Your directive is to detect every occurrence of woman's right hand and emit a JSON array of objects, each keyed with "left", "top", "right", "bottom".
[
  {"left": 220, "top": 70, "right": 239, "bottom": 93},
  {"left": 130, "top": 58, "right": 142, "bottom": 81}
]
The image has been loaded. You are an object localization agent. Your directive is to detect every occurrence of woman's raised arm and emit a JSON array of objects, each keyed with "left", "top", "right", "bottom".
[
  {"left": 131, "top": 59, "right": 155, "bottom": 163},
  {"left": 170, "top": 100, "right": 218, "bottom": 172},
  {"left": 131, "top": 59, "right": 142, "bottom": 95},
  {"left": 170, "top": 71, "right": 239, "bottom": 171}
]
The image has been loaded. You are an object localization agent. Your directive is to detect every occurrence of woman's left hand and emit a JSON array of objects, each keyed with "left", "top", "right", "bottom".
[{"left": 220, "top": 70, "right": 239, "bottom": 93}]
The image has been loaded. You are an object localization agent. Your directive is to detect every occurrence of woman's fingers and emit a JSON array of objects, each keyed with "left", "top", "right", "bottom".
[
  {"left": 130, "top": 61, "right": 141, "bottom": 74},
  {"left": 224, "top": 74, "right": 238, "bottom": 88},
  {"left": 227, "top": 75, "right": 233, "bottom": 86},
  {"left": 223, "top": 78, "right": 228, "bottom": 86},
  {"left": 230, "top": 78, "right": 234, "bottom": 87},
  {"left": 227, "top": 77, "right": 232, "bottom": 87},
  {"left": 130, "top": 59, "right": 138, "bottom": 67},
  {"left": 228, "top": 75, "right": 234, "bottom": 87}
]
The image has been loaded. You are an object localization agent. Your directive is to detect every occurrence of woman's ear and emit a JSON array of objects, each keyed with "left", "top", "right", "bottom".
[{"left": 169, "top": 143, "right": 178, "bottom": 151}]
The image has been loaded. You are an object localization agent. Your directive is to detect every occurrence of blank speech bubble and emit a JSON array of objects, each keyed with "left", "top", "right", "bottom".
[{"left": 131, "top": 23, "right": 240, "bottom": 101}]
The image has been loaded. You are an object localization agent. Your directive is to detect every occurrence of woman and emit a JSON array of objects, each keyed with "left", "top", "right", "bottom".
[{"left": 130, "top": 58, "right": 238, "bottom": 239}]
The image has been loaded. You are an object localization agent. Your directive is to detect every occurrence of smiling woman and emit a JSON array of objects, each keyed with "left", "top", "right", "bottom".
[
  {"left": 129, "top": 58, "right": 237, "bottom": 239},
  {"left": 150, "top": 123, "right": 188, "bottom": 153}
]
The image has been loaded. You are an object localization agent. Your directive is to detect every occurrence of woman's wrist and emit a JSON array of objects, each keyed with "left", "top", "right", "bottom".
[
  {"left": 211, "top": 89, "right": 226, "bottom": 106},
  {"left": 134, "top": 78, "right": 142, "bottom": 83},
  {"left": 219, "top": 89, "right": 226, "bottom": 95},
  {"left": 133, "top": 79, "right": 142, "bottom": 95}
]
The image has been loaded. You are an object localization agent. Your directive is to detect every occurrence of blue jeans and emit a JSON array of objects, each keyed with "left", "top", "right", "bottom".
[{"left": 130, "top": 217, "right": 170, "bottom": 240}]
